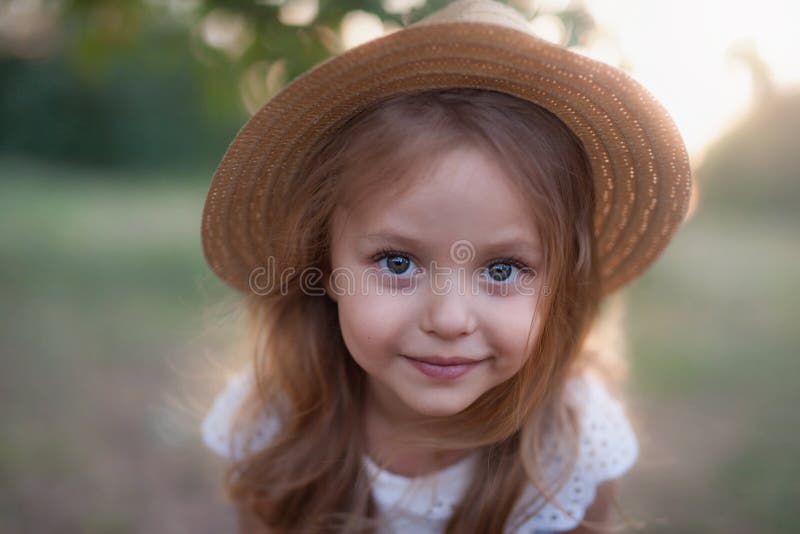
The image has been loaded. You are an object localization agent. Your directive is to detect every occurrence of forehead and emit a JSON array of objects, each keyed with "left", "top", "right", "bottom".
[{"left": 331, "top": 146, "right": 541, "bottom": 253}]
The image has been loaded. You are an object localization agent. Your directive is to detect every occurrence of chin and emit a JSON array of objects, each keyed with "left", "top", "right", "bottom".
[{"left": 403, "top": 393, "right": 477, "bottom": 418}]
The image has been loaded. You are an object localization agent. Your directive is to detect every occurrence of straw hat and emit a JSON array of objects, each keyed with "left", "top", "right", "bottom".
[{"left": 201, "top": 0, "right": 693, "bottom": 297}]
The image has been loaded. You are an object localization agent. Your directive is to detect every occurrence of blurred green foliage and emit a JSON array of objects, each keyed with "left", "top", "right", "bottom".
[
  {"left": 0, "top": 1, "right": 242, "bottom": 170},
  {"left": 0, "top": 0, "right": 594, "bottom": 172}
]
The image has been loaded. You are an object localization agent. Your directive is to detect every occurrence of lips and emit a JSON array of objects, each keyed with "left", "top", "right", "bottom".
[
  {"left": 403, "top": 355, "right": 486, "bottom": 366},
  {"left": 402, "top": 355, "right": 486, "bottom": 380}
]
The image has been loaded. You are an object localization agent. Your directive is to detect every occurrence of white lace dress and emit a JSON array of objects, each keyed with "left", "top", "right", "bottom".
[{"left": 201, "top": 371, "right": 638, "bottom": 533}]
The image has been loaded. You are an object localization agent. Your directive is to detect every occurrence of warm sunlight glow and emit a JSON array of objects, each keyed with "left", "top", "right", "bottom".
[
  {"left": 528, "top": 13, "right": 566, "bottom": 45},
  {"left": 582, "top": 0, "right": 800, "bottom": 163}
]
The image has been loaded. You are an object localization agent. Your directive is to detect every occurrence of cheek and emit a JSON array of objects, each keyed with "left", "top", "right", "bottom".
[
  {"left": 336, "top": 292, "right": 412, "bottom": 362},
  {"left": 490, "top": 295, "right": 542, "bottom": 367}
]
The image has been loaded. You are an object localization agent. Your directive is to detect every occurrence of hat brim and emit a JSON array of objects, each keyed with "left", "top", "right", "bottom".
[{"left": 201, "top": 21, "right": 693, "bottom": 296}]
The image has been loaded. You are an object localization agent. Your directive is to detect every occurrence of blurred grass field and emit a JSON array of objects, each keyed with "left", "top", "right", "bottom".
[
  {"left": 621, "top": 197, "right": 800, "bottom": 533},
  {"left": 1, "top": 156, "right": 798, "bottom": 533},
  {"left": 0, "top": 157, "right": 237, "bottom": 533}
]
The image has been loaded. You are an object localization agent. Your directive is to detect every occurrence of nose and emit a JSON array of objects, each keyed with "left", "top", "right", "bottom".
[{"left": 420, "top": 273, "right": 478, "bottom": 339}]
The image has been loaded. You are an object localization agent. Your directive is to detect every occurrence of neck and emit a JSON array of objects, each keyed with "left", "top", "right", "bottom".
[{"left": 361, "top": 379, "right": 473, "bottom": 477}]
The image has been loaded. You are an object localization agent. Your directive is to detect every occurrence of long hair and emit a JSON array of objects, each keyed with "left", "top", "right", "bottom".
[{"left": 219, "top": 87, "right": 625, "bottom": 532}]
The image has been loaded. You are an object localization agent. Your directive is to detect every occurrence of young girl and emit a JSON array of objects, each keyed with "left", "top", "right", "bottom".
[{"left": 199, "top": 1, "right": 693, "bottom": 532}]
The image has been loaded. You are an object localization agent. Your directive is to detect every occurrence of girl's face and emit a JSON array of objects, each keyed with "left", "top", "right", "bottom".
[{"left": 325, "top": 145, "right": 546, "bottom": 423}]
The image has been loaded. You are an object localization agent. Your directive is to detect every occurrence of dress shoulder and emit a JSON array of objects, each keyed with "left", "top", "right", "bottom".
[
  {"left": 200, "top": 371, "right": 282, "bottom": 460},
  {"left": 505, "top": 372, "right": 639, "bottom": 533}
]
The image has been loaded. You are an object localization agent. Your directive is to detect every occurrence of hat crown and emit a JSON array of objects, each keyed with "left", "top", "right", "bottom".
[{"left": 411, "top": 0, "right": 533, "bottom": 35}]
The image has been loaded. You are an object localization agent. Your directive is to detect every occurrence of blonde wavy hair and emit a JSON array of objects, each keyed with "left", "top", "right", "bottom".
[{"left": 215, "top": 88, "right": 631, "bottom": 533}]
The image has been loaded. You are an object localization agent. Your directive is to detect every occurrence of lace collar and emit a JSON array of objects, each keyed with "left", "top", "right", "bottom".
[{"left": 363, "top": 449, "right": 481, "bottom": 520}]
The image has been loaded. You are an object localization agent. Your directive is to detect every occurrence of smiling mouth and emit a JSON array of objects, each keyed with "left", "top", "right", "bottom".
[
  {"left": 401, "top": 355, "right": 486, "bottom": 380},
  {"left": 401, "top": 354, "right": 487, "bottom": 366}
]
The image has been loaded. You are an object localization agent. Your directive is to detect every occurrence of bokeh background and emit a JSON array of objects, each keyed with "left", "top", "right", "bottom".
[{"left": 2, "top": 0, "right": 798, "bottom": 532}]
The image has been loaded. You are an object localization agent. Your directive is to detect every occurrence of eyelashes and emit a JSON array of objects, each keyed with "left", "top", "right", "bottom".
[{"left": 370, "top": 247, "right": 535, "bottom": 284}]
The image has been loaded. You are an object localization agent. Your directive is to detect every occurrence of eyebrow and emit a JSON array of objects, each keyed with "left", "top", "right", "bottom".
[{"left": 360, "top": 232, "right": 542, "bottom": 258}]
